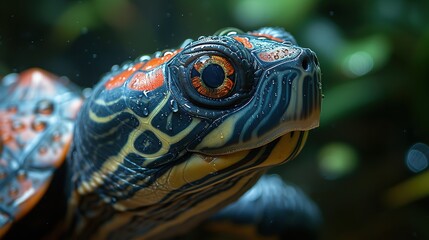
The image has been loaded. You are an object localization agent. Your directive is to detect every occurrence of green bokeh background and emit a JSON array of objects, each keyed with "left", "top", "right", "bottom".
[{"left": 1, "top": 0, "right": 429, "bottom": 239}]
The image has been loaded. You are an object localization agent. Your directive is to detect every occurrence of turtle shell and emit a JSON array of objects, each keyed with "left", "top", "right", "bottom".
[{"left": 0, "top": 69, "right": 82, "bottom": 237}]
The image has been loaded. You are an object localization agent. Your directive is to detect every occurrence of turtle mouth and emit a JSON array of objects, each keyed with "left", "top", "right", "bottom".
[
  {"left": 194, "top": 112, "right": 318, "bottom": 157},
  {"left": 179, "top": 131, "right": 309, "bottom": 196}
]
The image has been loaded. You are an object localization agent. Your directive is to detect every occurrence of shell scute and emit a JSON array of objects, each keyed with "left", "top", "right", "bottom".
[{"left": 0, "top": 68, "right": 82, "bottom": 236}]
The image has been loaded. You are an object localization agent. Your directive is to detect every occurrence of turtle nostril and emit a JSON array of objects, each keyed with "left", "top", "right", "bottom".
[{"left": 301, "top": 57, "right": 310, "bottom": 71}]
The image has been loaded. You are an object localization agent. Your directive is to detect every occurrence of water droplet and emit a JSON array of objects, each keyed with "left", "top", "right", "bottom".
[
  {"left": 170, "top": 99, "right": 179, "bottom": 112},
  {"left": 17, "top": 170, "right": 26, "bottom": 181},
  {"left": 12, "top": 120, "right": 25, "bottom": 131},
  {"left": 219, "top": 132, "right": 224, "bottom": 139},
  {"left": 1, "top": 134, "right": 13, "bottom": 143},
  {"left": 82, "top": 88, "right": 92, "bottom": 98},
  {"left": 6, "top": 105, "right": 18, "bottom": 113},
  {"left": 1, "top": 73, "right": 18, "bottom": 86},
  {"left": 8, "top": 186, "right": 19, "bottom": 198},
  {"left": 143, "top": 107, "right": 149, "bottom": 116},
  {"left": 51, "top": 131, "right": 62, "bottom": 142},
  {"left": 163, "top": 51, "right": 173, "bottom": 57},
  {"left": 121, "top": 61, "right": 132, "bottom": 70},
  {"left": 35, "top": 99, "right": 54, "bottom": 115},
  {"left": 39, "top": 146, "right": 48, "bottom": 155},
  {"left": 138, "top": 55, "right": 151, "bottom": 62},
  {"left": 111, "top": 65, "right": 120, "bottom": 71},
  {"left": 166, "top": 122, "right": 173, "bottom": 131},
  {"left": 154, "top": 51, "right": 162, "bottom": 58},
  {"left": 32, "top": 119, "right": 47, "bottom": 132},
  {"left": 0, "top": 171, "right": 7, "bottom": 179}
]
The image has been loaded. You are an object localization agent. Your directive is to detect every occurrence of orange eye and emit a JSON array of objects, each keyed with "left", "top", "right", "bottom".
[{"left": 191, "top": 55, "right": 235, "bottom": 98}]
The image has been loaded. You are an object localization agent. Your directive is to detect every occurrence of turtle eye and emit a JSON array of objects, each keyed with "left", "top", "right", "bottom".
[{"left": 190, "top": 55, "right": 235, "bottom": 99}]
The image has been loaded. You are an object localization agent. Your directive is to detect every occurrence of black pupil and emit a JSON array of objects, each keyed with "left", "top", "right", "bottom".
[{"left": 201, "top": 64, "right": 225, "bottom": 88}]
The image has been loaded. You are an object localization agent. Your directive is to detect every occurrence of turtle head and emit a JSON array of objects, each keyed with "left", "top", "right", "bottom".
[
  {"left": 168, "top": 27, "right": 322, "bottom": 155},
  {"left": 72, "top": 27, "right": 322, "bottom": 202},
  {"left": 70, "top": 27, "right": 322, "bottom": 239}
]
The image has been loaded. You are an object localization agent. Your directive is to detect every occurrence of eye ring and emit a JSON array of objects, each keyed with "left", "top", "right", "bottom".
[{"left": 190, "top": 55, "right": 235, "bottom": 99}]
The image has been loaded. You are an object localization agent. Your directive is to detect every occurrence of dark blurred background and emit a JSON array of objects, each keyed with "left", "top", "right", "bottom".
[{"left": 1, "top": 0, "right": 429, "bottom": 239}]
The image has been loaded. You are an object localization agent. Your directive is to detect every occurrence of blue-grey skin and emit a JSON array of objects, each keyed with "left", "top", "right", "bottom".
[
  {"left": 68, "top": 27, "right": 321, "bottom": 239},
  {"left": 206, "top": 175, "right": 322, "bottom": 239}
]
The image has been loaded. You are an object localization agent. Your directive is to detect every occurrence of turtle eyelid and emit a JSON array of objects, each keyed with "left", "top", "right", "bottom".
[{"left": 214, "top": 27, "right": 245, "bottom": 36}]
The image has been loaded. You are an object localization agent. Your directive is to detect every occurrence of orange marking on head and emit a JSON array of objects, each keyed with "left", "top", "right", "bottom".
[
  {"left": 142, "top": 49, "right": 182, "bottom": 70},
  {"left": 105, "top": 62, "right": 145, "bottom": 90},
  {"left": 105, "top": 49, "right": 181, "bottom": 90},
  {"left": 257, "top": 47, "right": 297, "bottom": 62},
  {"left": 250, "top": 33, "right": 284, "bottom": 43},
  {"left": 233, "top": 36, "right": 253, "bottom": 49},
  {"left": 128, "top": 68, "right": 164, "bottom": 91}
]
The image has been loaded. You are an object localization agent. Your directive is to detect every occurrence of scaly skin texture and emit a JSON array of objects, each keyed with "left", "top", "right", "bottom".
[
  {"left": 69, "top": 27, "right": 321, "bottom": 239},
  {"left": 0, "top": 27, "right": 322, "bottom": 239}
]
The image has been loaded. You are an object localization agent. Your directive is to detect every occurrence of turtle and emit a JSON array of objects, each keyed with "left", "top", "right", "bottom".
[{"left": 0, "top": 27, "right": 322, "bottom": 239}]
